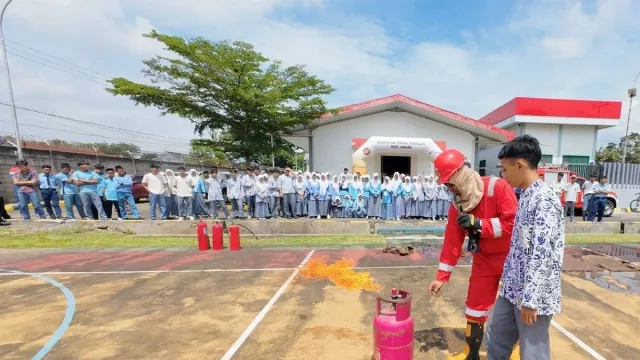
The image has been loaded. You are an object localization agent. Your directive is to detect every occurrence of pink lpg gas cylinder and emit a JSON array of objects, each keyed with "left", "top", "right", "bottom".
[{"left": 373, "top": 288, "right": 414, "bottom": 360}]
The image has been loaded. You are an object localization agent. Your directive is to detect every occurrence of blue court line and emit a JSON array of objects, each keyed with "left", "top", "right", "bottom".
[{"left": 0, "top": 268, "right": 75, "bottom": 360}]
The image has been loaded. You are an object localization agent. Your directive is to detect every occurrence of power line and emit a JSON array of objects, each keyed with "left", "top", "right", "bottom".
[
  {"left": 0, "top": 102, "right": 194, "bottom": 142},
  {"left": 7, "top": 45, "right": 106, "bottom": 82},
  {"left": 0, "top": 119, "right": 189, "bottom": 147},
  {"left": 6, "top": 50, "right": 106, "bottom": 85},
  {"left": 5, "top": 38, "right": 108, "bottom": 78}
]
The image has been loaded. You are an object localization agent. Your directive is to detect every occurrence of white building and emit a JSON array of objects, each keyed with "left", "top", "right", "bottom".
[
  {"left": 284, "top": 94, "right": 622, "bottom": 177},
  {"left": 477, "top": 97, "right": 621, "bottom": 176},
  {"left": 284, "top": 94, "right": 514, "bottom": 176}
]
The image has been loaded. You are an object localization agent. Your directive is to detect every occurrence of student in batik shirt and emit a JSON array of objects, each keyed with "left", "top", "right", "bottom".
[{"left": 487, "top": 135, "right": 565, "bottom": 360}]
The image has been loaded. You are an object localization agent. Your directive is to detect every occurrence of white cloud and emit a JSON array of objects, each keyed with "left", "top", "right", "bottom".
[{"left": 0, "top": 0, "right": 639, "bottom": 153}]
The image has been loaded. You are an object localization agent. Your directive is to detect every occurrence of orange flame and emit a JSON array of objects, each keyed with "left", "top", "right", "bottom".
[{"left": 301, "top": 258, "right": 383, "bottom": 292}]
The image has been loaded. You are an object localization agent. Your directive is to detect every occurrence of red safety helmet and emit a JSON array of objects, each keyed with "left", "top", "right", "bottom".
[{"left": 434, "top": 149, "right": 466, "bottom": 184}]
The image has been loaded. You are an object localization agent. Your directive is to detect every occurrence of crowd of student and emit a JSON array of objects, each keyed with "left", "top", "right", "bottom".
[
  {"left": 221, "top": 167, "right": 454, "bottom": 220},
  {"left": 4, "top": 159, "right": 455, "bottom": 222}
]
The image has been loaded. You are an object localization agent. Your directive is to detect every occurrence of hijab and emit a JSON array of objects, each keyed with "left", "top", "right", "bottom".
[
  {"left": 166, "top": 169, "right": 175, "bottom": 179},
  {"left": 189, "top": 169, "right": 197, "bottom": 179},
  {"left": 320, "top": 173, "right": 329, "bottom": 196},
  {"left": 371, "top": 173, "right": 380, "bottom": 187},
  {"left": 295, "top": 175, "right": 305, "bottom": 191},
  {"left": 384, "top": 176, "right": 394, "bottom": 192},
  {"left": 414, "top": 175, "right": 424, "bottom": 191},
  {"left": 351, "top": 174, "right": 362, "bottom": 191},
  {"left": 356, "top": 194, "right": 365, "bottom": 207},
  {"left": 448, "top": 165, "right": 484, "bottom": 213},
  {"left": 332, "top": 175, "right": 340, "bottom": 194},
  {"left": 403, "top": 176, "right": 412, "bottom": 192},
  {"left": 256, "top": 175, "right": 268, "bottom": 192},
  {"left": 391, "top": 172, "right": 400, "bottom": 189},
  {"left": 309, "top": 173, "right": 318, "bottom": 186}
]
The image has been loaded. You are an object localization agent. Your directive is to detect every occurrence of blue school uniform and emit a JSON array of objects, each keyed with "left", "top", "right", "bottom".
[
  {"left": 381, "top": 187, "right": 393, "bottom": 220},
  {"left": 367, "top": 180, "right": 382, "bottom": 218},
  {"left": 394, "top": 182, "right": 404, "bottom": 219},
  {"left": 342, "top": 196, "right": 354, "bottom": 218},
  {"left": 353, "top": 197, "right": 367, "bottom": 218},
  {"left": 348, "top": 182, "right": 362, "bottom": 200},
  {"left": 307, "top": 181, "right": 320, "bottom": 217},
  {"left": 401, "top": 182, "right": 414, "bottom": 218}
]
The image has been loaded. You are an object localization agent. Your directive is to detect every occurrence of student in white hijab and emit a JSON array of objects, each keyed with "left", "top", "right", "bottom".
[
  {"left": 394, "top": 174, "right": 405, "bottom": 220},
  {"left": 411, "top": 175, "right": 425, "bottom": 219},
  {"left": 342, "top": 194, "right": 354, "bottom": 218},
  {"left": 424, "top": 175, "right": 438, "bottom": 220},
  {"left": 254, "top": 174, "right": 270, "bottom": 219},
  {"left": 307, "top": 173, "right": 320, "bottom": 218},
  {"left": 382, "top": 176, "right": 394, "bottom": 220},
  {"left": 402, "top": 176, "right": 413, "bottom": 219},
  {"left": 318, "top": 173, "right": 331, "bottom": 219},
  {"left": 165, "top": 169, "right": 179, "bottom": 219},
  {"left": 339, "top": 174, "right": 350, "bottom": 197},
  {"left": 294, "top": 174, "right": 307, "bottom": 217},
  {"left": 367, "top": 173, "right": 383, "bottom": 219},
  {"left": 353, "top": 193, "right": 367, "bottom": 218},
  {"left": 349, "top": 174, "right": 362, "bottom": 200}
]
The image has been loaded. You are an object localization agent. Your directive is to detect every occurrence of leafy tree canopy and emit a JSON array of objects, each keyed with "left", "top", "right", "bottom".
[
  {"left": 596, "top": 132, "right": 640, "bottom": 163},
  {"left": 108, "top": 30, "right": 336, "bottom": 164}
]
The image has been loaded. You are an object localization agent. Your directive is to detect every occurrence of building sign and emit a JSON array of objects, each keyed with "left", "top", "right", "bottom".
[{"left": 352, "top": 136, "right": 444, "bottom": 172}]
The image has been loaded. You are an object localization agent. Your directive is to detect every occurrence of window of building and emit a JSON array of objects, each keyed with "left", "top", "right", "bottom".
[
  {"left": 562, "top": 155, "right": 589, "bottom": 165},
  {"left": 478, "top": 160, "right": 486, "bottom": 176}
]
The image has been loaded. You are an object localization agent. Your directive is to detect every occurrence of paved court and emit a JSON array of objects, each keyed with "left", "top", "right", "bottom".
[{"left": 0, "top": 246, "right": 638, "bottom": 359}]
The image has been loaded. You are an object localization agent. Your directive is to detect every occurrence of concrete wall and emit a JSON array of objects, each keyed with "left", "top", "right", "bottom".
[
  {"left": 310, "top": 111, "right": 476, "bottom": 175},
  {"left": 0, "top": 146, "right": 202, "bottom": 198}
]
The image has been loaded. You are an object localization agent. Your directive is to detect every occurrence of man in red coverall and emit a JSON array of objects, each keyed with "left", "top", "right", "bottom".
[{"left": 428, "top": 149, "right": 518, "bottom": 360}]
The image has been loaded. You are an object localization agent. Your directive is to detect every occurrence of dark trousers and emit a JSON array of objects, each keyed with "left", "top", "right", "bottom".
[
  {"left": 40, "top": 188, "right": 62, "bottom": 218},
  {"left": 104, "top": 200, "right": 120, "bottom": 219},
  {"left": 0, "top": 194, "right": 10, "bottom": 219},
  {"left": 588, "top": 197, "right": 607, "bottom": 222}
]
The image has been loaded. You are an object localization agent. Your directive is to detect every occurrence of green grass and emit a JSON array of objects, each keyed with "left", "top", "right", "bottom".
[
  {"left": 2, "top": 226, "right": 640, "bottom": 249},
  {"left": 0, "top": 226, "right": 385, "bottom": 249}
]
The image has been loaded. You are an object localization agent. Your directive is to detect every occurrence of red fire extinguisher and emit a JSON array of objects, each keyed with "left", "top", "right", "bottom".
[
  {"left": 196, "top": 220, "right": 210, "bottom": 251},
  {"left": 212, "top": 222, "right": 224, "bottom": 251},
  {"left": 229, "top": 224, "right": 241, "bottom": 251}
]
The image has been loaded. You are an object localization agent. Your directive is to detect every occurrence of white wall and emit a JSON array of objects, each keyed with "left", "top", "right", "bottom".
[
  {"left": 478, "top": 123, "right": 600, "bottom": 171},
  {"left": 310, "top": 111, "right": 476, "bottom": 175},
  {"left": 559, "top": 125, "right": 598, "bottom": 163},
  {"left": 523, "top": 123, "right": 560, "bottom": 162}
]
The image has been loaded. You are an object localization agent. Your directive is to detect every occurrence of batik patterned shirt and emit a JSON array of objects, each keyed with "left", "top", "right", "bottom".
[{"left": 500, "top": 179, "right": 565, "bottom": 316}]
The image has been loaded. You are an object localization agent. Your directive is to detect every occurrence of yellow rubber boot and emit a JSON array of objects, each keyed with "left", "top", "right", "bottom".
[
  {"left": 509, "top": 342, "right": 520, "bottom": 360},
  {"left": 447, "top": 321, "right": 483, "bottom": 360}
]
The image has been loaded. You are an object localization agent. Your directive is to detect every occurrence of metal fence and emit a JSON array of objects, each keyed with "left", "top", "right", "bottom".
[{"left": 568, "top": 162, "right": 640, "bottom": 188}]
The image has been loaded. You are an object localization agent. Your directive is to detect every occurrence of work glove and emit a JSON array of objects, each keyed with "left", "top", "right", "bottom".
[{"left": 457, "top": 213, "right": 482, "bottom": 232}]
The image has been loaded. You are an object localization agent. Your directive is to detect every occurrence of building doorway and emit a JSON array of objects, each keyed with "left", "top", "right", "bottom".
[{"left": 381, "top": 156, "right": 410, "bottom": 178}]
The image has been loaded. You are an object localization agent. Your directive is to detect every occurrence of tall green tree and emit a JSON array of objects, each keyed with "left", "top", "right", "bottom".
[
  {"left": 596, "top": 132, "right": 640, "bottom": 163},
  {"left": 107, "top": 30, "right": 336, "bottom": 164}
]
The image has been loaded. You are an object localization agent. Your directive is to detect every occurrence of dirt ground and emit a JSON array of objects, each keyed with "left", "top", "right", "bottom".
[{"left": 0, "top": 247, "right": 639, "bottom": 359}]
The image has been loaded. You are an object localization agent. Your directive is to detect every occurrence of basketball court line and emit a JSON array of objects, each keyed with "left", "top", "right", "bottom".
[
  {"left": 220, "top": 249, "right": 315, "bottom": 360},
  {"left": 0, "top": 264, "right": 471, "bottom": 276}
]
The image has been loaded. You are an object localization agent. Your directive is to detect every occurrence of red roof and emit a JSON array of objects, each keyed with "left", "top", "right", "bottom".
[
  {"left": 2, "top": 137, "right": 108, "bottom": 156},
  {"left": 323, "top": 94, "right": 516, "bottom": 141},
  {"left": 479, "top": 97, "right": 622, "bottom": 126}
]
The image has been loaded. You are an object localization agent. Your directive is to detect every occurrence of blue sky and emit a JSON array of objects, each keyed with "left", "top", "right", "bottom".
[{"left": 0, "top": 0, "right": 639, "bottom": 152}]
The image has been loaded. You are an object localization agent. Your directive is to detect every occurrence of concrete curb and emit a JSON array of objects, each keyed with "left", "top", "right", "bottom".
[{"left": 1, "top": 218, "right": 636, "bottom": 236}]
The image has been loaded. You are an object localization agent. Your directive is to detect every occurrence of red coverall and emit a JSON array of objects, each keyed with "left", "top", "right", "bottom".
[{"left": 436, "top": 176, "right": 517, "bottom": 323}]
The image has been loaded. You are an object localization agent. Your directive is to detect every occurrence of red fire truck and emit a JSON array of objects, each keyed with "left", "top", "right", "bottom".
[{"left": 537, "top": 165, "right": 617, "bottom": 217}]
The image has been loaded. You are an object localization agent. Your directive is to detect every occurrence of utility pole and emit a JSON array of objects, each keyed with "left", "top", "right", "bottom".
[
  {"left": 0, "top": 0, "right": 22, "bottom": 159},
  {"left": 622, "top": 71, "right": 639, "bottom": 163},
  {"left": 270, "top": 134, "right": 275, "bottom": 168}
]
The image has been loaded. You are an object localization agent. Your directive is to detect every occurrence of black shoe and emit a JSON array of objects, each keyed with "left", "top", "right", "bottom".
[{"left": 0, "top": 219, "right": 10, "bottom": 226}]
